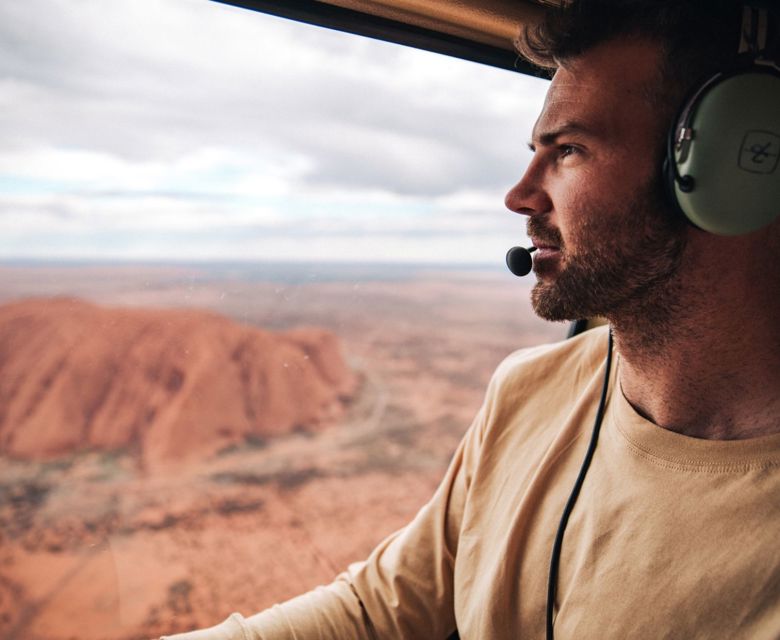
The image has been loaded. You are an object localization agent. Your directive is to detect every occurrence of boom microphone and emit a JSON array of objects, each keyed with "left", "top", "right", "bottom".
[{"left": 506, "top": 246, "right": 537, "bottom": 277}]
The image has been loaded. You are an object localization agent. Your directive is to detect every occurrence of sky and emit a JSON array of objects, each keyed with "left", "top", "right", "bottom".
[{"left": 0, "top": 0, "right": 549, "bottom": 264}]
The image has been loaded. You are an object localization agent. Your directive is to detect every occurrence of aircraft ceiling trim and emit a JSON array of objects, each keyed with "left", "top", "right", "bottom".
[{"left": 320, "top": 0, "right": 544, "bottom": 51}]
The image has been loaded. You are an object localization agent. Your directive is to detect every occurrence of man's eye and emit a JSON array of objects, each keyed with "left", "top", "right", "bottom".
[{"left": 559, "top": 144, "right": 579, "bottom": 158}]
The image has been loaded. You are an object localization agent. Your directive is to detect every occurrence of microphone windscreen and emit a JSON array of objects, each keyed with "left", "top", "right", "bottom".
[{"left": 506, "top": 246, "right": 533, "bottom": 277}]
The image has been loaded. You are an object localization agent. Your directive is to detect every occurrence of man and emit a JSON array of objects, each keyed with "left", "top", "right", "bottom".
[{"left": 166, "top": 1, "right": 780, "bottom": 637}]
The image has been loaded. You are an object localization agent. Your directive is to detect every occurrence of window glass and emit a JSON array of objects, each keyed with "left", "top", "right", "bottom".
[{"left": 0, "top": 1, "right": 557, "bottom": 637}]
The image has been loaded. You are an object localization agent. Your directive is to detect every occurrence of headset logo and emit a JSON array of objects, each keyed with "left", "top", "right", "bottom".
[{"left": 738, "top": 130, "right": 779, "bottom": 174}]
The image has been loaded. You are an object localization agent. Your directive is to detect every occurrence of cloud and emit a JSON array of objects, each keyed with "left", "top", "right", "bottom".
[{"left": 0, "top": 0, "right": 547, "bottom": 262}]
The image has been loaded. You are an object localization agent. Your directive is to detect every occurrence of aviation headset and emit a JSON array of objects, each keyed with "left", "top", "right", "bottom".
[
  {"left": 664, "top": 4, "right": 780, "bottom": 235},
  {"left": 546, "top": 5, "right": 780, "bottom": 640}
]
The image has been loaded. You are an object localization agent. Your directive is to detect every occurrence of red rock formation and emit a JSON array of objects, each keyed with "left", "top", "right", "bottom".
[{"left": 0, "top": 298, "right": 355, "bottom": 467}]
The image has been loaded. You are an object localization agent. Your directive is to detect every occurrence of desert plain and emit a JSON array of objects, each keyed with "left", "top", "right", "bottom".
[{"left": 0, "top": 261, "right": 562, "bottom": 639}]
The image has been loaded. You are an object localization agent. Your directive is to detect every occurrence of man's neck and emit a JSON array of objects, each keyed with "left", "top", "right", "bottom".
[{"left": 610, "top": 237, "right": 780, "bottom": 441}]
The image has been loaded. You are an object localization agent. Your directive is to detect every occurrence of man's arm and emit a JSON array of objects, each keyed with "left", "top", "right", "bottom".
[{"left": 161, "top": 400, "right": 488, "bottom": 640}]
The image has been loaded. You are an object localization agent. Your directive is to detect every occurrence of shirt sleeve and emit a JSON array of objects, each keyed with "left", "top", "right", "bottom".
[{"left": 161, "top": 389, "right": 491, "bottom": 640}]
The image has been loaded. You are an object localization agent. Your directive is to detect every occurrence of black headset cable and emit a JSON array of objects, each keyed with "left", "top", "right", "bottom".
[{"left": 545, "top": 330, "right": 614, "bottom": 640}]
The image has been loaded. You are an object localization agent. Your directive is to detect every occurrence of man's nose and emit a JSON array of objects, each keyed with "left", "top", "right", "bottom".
[{"left": 504, "top": 161, "right": 550, "bottom": 217}]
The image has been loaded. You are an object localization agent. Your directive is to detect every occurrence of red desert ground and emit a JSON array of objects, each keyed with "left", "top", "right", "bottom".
[{"left": 0, "top": 266, "right": 560, "bottom": 639}]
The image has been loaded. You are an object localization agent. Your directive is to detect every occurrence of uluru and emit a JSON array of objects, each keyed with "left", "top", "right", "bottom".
[{"left": 0, "top": 297, "right": 356, "bottom": 467}]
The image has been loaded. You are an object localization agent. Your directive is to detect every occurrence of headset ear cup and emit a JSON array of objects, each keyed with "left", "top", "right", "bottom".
[{"left": 670, "top": 69, "right": 780, "bottom": 236}]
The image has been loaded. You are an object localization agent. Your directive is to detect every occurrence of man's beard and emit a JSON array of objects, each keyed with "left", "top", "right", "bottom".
[{"left": 529, "top": 179, "right": 687, "bottom": 323}]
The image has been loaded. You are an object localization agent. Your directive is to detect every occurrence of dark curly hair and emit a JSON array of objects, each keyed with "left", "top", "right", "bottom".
[{"left": 516, "top": 0, "right": 745, "bottom": 108}]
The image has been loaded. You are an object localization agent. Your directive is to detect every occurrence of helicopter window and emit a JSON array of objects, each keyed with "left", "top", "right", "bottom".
[{"left": 0, "top": 1, "right": 556, "bottom": 637}]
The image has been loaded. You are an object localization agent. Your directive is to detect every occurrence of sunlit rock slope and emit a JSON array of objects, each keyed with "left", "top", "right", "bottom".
[{"left": 0, "top": 298, "right": 355, "bottom": 466}]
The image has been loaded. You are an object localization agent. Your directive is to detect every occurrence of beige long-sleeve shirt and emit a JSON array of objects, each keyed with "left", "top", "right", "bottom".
[{"left": 164, "top": 327, "right": 780, "bottom": 639}]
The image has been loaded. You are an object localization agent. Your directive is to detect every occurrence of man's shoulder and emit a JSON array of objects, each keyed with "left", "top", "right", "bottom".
[
  {"left": 472, "top": 325, "right": 611, "bottom": 448},
  {"left": 489, "top": 325, "right": 610, "bottom": 401}
]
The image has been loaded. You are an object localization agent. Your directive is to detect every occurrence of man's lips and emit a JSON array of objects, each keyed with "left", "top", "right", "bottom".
[
  {"left": 529, "top": 238, "right": 561, "bottom": 255},
  {"left": 527, "top": 240, "right": 562, "bottom": 272}
]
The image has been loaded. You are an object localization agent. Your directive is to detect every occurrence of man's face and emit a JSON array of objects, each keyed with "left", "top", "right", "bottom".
[{"left": 505, "top": 38, "right": 687, "bottom": 322}]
